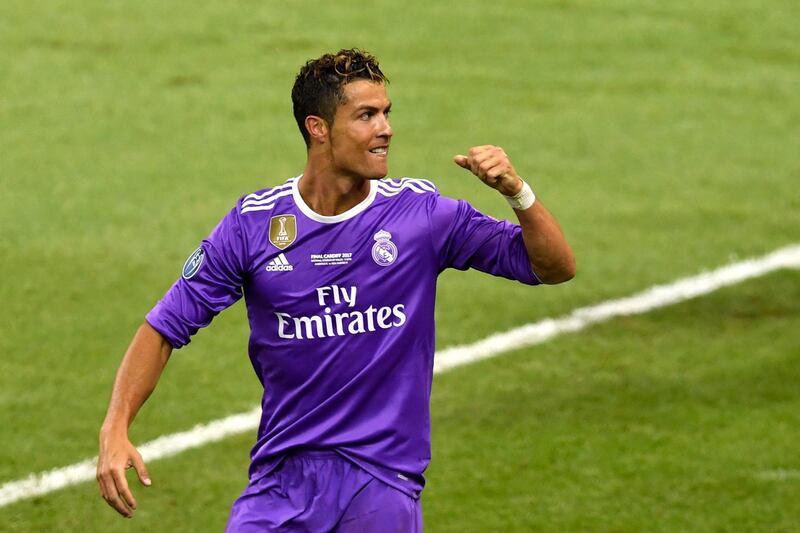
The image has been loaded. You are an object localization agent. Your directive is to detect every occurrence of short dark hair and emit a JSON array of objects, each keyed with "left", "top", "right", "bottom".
[{"left": 291, "top": 49, "right": 388, "bottom": 147}]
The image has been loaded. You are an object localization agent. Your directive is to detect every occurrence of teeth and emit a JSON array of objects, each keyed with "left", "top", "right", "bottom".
[{"left": 370, "top": 147, "right": 387, "bottom": 154}]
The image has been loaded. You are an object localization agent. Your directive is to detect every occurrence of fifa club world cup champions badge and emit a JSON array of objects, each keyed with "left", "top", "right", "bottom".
[
  {"left": 270, "top": 215, "right": 297, "bottom": 250},
  {"left": 372, "top": 229, "right": 398, "bottom": 266}
]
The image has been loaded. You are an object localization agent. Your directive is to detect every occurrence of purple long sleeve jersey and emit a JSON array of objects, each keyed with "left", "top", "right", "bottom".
[{"left": 146, "top": 176, "right": 540, "bottom": 499}]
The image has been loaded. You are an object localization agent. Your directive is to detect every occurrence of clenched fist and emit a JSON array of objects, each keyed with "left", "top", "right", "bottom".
[{"left": 454, "top": 145, "right": 523, "bottom": 196}]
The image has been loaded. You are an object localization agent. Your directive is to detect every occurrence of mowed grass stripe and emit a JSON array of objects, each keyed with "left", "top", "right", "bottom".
[{"left": 2, "top": 244, "right": 798, "bottom": 509}]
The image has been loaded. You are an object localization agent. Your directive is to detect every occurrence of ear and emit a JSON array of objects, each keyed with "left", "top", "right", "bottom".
[{"left": 305, "top": 115, "right": 329, "bottom": 145}]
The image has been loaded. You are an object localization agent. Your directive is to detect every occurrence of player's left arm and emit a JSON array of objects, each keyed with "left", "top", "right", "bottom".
[{"left": 454, "top": 145, "right": 576, "bottom": 284}]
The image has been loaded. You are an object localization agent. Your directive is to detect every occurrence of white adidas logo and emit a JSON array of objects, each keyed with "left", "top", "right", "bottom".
[{"left": 265, "top": 253, "right": 294, "bottom": 272}]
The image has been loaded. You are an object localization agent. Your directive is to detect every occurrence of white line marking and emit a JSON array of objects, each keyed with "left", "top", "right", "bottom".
[
  {"left": 0, "top": 408, "right": 263, "bottom": 508},
  {"left": 434, "top": 244, "right": 800, "bottom": 373},
  {"left": 1, "top": 244, "right": 799, "bottom": 508},
  {"left": 755, "top": 469, "right": 800, "bottom": 481}
]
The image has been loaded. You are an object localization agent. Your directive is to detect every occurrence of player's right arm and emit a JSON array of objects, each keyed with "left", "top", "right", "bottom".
[
  {"left": 96, "top": 204, "right": 246, "bottom": 517},
  {"left": 97, "top": 322, "right": 172, "bottom": 518}
]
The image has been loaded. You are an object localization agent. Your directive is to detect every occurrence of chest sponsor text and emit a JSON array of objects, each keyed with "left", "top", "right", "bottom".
[{"left": 274, "top": 284, "right": 406, "bottom": 340}]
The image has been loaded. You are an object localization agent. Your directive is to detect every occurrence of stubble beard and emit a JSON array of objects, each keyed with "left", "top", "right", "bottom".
[{"left": 328, "top": 133, "right": 388, "bottom": 181}]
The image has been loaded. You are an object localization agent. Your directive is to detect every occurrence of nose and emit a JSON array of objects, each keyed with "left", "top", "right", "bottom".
[{"left": 378, "top": 113, "right": 393, "bottom": 139}]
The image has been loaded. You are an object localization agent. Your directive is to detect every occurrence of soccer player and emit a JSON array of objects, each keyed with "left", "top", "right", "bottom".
[{"left": 97, "top": 49, "right": 575, "bottom": 531}]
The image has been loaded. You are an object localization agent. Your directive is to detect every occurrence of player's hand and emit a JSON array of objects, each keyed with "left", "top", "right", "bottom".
[
  {"left": 454, "top": 145, "right": 524, "bottom": 196},
  {"left": 97, "top": 430, "right": 151, "bottom": 518}
]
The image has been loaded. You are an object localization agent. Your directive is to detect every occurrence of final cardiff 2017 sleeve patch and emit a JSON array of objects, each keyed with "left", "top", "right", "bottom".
[{"left": 182, "top": 247, "right": 205, "bottom": 279}]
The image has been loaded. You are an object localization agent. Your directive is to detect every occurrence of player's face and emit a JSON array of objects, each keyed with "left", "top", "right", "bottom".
[{"left": 328, "top": 80, "right": 393, "bottom": 180}]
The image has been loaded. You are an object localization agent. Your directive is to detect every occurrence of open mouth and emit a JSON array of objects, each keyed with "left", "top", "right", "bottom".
[{"left": 369, "top": 147, "right": 388, "bottom": 156}]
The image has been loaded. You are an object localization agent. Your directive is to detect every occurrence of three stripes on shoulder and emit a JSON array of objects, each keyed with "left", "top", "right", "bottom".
[
  {"left": 376, "top": 178, "right": 436, "bottom": 197},
  {"left": 241, "top": 178, "right": 297, "bottom": 215},
  {"left": 241, "top": 178, "right": 437, "bottom": 215}
]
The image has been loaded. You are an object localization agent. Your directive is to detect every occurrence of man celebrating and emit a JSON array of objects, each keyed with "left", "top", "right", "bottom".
[{"left": 97, "top": 49, "right": 575, "bottom": 531}]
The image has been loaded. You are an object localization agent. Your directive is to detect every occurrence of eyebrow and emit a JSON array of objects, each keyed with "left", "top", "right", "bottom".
[{"left": 354, "top": 102, "right": 392, "bottom": 113}]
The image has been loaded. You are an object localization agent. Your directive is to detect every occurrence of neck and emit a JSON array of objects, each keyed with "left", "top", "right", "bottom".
[{"left": 299, "top": 154, "right": 372, "bottom": 217}]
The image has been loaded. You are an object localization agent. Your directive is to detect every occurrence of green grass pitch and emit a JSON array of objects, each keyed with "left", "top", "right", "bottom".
[{"left": 1, "top": 0, "right": 798, "bottom": 531}]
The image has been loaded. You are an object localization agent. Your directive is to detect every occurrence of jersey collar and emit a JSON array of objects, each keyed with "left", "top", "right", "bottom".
[{"left": 292, "top": 175, "right": 377, "bottom": 224}]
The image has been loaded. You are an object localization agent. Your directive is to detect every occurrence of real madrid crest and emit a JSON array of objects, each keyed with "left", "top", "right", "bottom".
[
  {"left": 269, "top": 214, "right": 297, "bottom": 250},
  {"left": 372, "top": 229, "right": 397, "bottom": 267}
]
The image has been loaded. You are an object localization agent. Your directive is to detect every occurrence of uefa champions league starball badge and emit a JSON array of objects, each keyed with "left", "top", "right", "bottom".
[
  {"left": 372, "top": 229, "right": 397, "bottom": 267},
  {"left": 182, "top": 247, "right": 205, "bottom": 279}
]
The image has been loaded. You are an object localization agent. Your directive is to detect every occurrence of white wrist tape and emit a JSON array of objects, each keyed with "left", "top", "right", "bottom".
[{"left": 503, "top": 181, "right": 536, "bottom": 210}]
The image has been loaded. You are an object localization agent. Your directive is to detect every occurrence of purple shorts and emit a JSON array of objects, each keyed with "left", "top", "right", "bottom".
[{"left": 225, "top": 451, "right": 423, "bottom": 532}]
